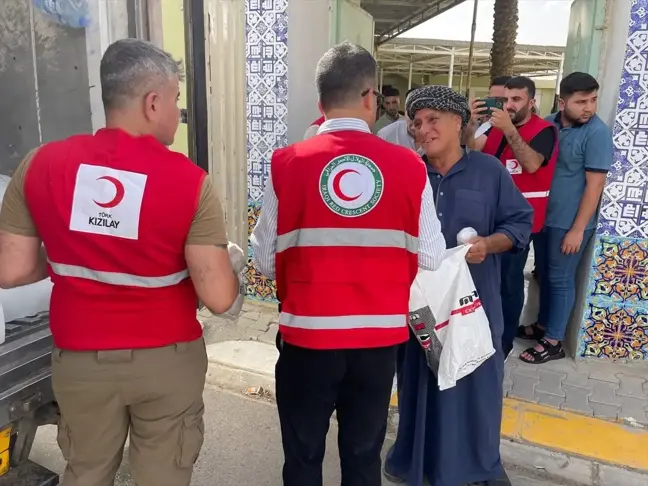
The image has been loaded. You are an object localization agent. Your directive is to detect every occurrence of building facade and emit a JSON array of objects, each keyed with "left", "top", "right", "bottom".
[
  {"left": 243, "top": 0, "right": 648, "bottom": 363},
  {"left": 576, "top": 0, "right": 648, "bottom": 360}
]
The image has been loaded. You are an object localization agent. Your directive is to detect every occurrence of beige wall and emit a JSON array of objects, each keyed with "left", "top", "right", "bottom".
[
  {"left": 382, "top": 74, "right": 558, "bottom": 117},
  {"left": 287, "top": 0, "right": 331, "bottom": 143},
  {"left": 161, "top": 0, "right": 188, "bottom": 155},
  {"left": 287, "top": 0, "right": 374, "bottom": 143},
  {"left": 337, "top": 0, "right": 374, "bottom": 54}
]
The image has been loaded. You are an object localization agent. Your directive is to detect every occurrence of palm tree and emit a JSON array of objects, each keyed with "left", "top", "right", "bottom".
[{"left": 490, "top": 0, "right": 519, "bottom": 78}]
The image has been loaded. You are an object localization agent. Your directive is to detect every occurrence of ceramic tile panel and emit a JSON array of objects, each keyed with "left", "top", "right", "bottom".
[
  {"left": 579, "top": 235, "right": 648, "bottom": 359},
  {"left": 246, "top": 202, "right": 277, "bottom": 301},
  {"left": 587, "top": 236, "right": 648, "bottom": 304},
  {"left": 245, "top": 0, "right": 286, "bottom": 301},
  {"left": 580, "top": 1, "right": 648, "bottom": 360},
  {"left": 579, "top": 301, "right": 648, "bottom": 360},
  {"left": 598, "top": 1, "right": 648, "bottom": 238}
]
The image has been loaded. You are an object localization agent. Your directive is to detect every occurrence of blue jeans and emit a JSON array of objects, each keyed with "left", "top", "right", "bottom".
[
  {"left": 501, "top": 232, "right": 545, "bottom": 356},
  {"left": 538, "top": 227, "right": 595, "bottom": 341}
]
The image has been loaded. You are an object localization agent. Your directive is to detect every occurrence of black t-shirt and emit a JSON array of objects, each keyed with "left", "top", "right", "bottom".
[{"left": 484, "top": 126, "right": 556, "bottom": 166}]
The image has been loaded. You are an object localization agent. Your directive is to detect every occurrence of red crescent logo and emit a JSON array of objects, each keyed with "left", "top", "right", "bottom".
[
  {"left": 332, "top": 169, "right": 361, "bottom": 202},
  {"left": 93, "top": 176, "right": 125, "bottom": 208}
]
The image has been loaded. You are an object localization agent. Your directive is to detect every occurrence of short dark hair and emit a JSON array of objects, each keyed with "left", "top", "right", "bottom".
[
  {"left": 560, "top": 72, "right": 599, "bottom": 99},
  {"left": 505, "top": 76, "right": 536, "bottom": 99},
  {"left": 382, "top": 86, "right": 400, "bottom": 98},
  {"left": 316, "top": 42, "right": 377, "bottom": 111},
  {"left": 490, "top": 75, "right": 512, "bottom": 88},
  {"left": 100, "top": 38, "right": 183, "bottom": 110}
]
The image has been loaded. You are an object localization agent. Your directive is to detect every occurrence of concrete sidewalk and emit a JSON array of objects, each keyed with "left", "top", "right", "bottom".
[
  {"left": 201, "top": 302, "right": 648, "bottom": 486},
  {"left": 30, "top": 386, "right": 561, "bottom": 486}
]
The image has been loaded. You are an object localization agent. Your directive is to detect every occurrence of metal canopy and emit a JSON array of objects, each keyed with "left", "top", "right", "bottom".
[
  {"left": 361, "top": 0, "right": 467, "bottom": 45},
  {"left": 377, "top": 38, "right": 565, "bottom": 78}
]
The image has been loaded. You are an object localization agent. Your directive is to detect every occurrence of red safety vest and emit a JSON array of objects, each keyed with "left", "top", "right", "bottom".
[
  {"left": 271, "top": 129, "right": 425, "bottom": 350},
  {"left": 24, "top": 128, "right": 205, "bottom": 351},
  {"left": 482, "top": 114, "right": 558, "bottom": 233},
  {"left": 304, "top": 116, "right": 326, "bottom": 140}
]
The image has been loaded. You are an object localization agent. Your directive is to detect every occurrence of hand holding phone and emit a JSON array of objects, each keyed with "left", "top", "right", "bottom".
[
  {"left": 471, "top": 98, "right": 487, "bottom": 122},
  {"left": 480, "top": 97, "right": 506, "bottom": 117}
]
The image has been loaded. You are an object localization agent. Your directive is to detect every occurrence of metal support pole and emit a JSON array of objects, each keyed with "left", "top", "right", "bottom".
[
  {"left": 465, "top": 0, "right": 479, "bottom": 98},
  {"left": 448, "top": 48, "right": 455, "bottom": 88},
  {"left": 459, "top": 71, "right": 464, "bottom": 93},
  {"left": 408, "top": 61, "right": 413, "bottom": 89},
  {"left": 551, "top": 54, "right": 565, "bottom": 113},
  {"left": 183, "top": 0, "right": 209, "bottom": 173},
  {"left": 379, "top": 67, "right": 384, "bottom": 92},
  {"left": 555, "top": 54, "right": 565, "bottom": 96}
]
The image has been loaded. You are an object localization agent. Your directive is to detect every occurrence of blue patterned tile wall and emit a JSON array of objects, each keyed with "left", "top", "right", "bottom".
[
  {"left": 580, "top": 0, "right": 648, "bottom": 359},
  {"left": 597, "top": 1, "right": 648, "bottom": 238},
  {"left": 580, "top": 236, "right": 648, "bottom": 359},
  {"left": 244, "top": 0, "right": 287, "bottom": 301}
]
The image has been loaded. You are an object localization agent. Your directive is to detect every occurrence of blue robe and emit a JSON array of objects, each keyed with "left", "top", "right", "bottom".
[{"left": 386, "top": 151, "right": 533, "bottom": 486}]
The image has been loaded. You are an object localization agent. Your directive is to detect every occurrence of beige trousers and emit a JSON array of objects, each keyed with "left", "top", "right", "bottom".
[{"left": 52, "top": 338, "right": 208, "bottom": 486}]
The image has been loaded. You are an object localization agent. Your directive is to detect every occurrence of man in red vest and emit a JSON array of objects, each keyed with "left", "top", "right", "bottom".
[
  {"left": 469, "top": 76, "right": 558, "bottom": 358},
  {"left": 304, "top": 115, "right": 325, "bottom": 139},
  {"left": 0, "top": 39, "right": 239, "bottom": 486},
  {"left": 251, "top": 42, "right": 446, "bottom": 485}
]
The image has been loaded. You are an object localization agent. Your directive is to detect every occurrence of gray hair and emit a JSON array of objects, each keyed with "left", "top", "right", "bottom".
[
  {"left": 316, "top": 42, "right": 376, "bottom": 111},
  {"left": 100, "top": 38, "right": 184, "bottom": 110}
]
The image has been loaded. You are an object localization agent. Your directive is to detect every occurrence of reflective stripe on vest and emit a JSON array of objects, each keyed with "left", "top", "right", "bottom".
[
  {"left": 280, "top": 312, "right": 405, "bottom": 330},
  {"left": 49, "top": 261, "right": 189, "bottom": 288},
  {"left": 277, "top": 228, "right": 418, "bottom": 253},
  {"left": 522, "top": 190, "right": 550, "bottom": 199}
]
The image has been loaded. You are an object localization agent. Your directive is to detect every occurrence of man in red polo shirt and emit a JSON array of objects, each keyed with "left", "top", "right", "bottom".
[
  {"left": 251, "top": 42, "right": 446, "bottom": 485},
  {"left": 469, "top": 76, "right": 558, "bottom": 358},
  {"left": 0, "top": 39, "right": 239, "bottom": 486}
]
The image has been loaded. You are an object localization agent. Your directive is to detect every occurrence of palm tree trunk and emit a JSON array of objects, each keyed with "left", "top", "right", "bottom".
[{"left": 490, "top": 0, "right": 519, "bottom": 79}]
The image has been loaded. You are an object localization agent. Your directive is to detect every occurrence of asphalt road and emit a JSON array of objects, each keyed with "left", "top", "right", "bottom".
[{"left": 30, "top": 386, "right": 562, "bottom": 486}]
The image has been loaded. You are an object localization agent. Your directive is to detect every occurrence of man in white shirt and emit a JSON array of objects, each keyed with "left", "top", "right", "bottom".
[
  {"left": 377, "top": 89, "right": 418, "bottom": 151},
  {"left": 473, "top": 76, "right": 511, "bottom": 138},
  {"left": 377, "top": 118, "right": 417, "bottom": 151},
  {"left": 250, "top": 43, "right": 446, "bottom": 486}
]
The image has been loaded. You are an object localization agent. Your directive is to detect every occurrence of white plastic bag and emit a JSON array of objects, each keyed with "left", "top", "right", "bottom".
[
  {"left": 0, "top": 279, "right": 53, "bottom": 323},
  {"left": 408, "top": 244, "right": 495, "bottom": 391},
  {"left": 212, "top": 242, "right": 246, "bottom": 321},
  {"left": 0, "top": 174, "right": 53, "bottom": 343},
  {"left": 33, "top": 0, "right": 91, "bottom": 29},
  {"left": 521, "top": 273, "right": 540, "bottom": 327}
]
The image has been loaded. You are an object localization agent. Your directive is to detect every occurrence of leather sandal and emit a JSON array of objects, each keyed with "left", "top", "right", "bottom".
[
  {"left": 516, "top": 322, "right": 545, "bottom": 341},
  {"left": 519, "top": 338, "right": 566, "bottom": 364}
]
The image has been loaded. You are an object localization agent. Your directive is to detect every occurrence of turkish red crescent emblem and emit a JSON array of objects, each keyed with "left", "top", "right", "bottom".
[
  {"left": 332, "top": 168, "right": 361, "bottom": 202},
  {"left": 93, "top": 176, "right": 125, "bottom": 208}
]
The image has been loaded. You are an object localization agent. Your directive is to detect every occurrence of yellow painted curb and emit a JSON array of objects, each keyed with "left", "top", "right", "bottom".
[{"left": 390, "top": 393, "right": 648, "bottom": 471}]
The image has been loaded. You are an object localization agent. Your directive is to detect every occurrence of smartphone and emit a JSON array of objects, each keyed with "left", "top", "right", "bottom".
[{"left": 481, "top": 97, "right": 506, "bottom": 116}]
